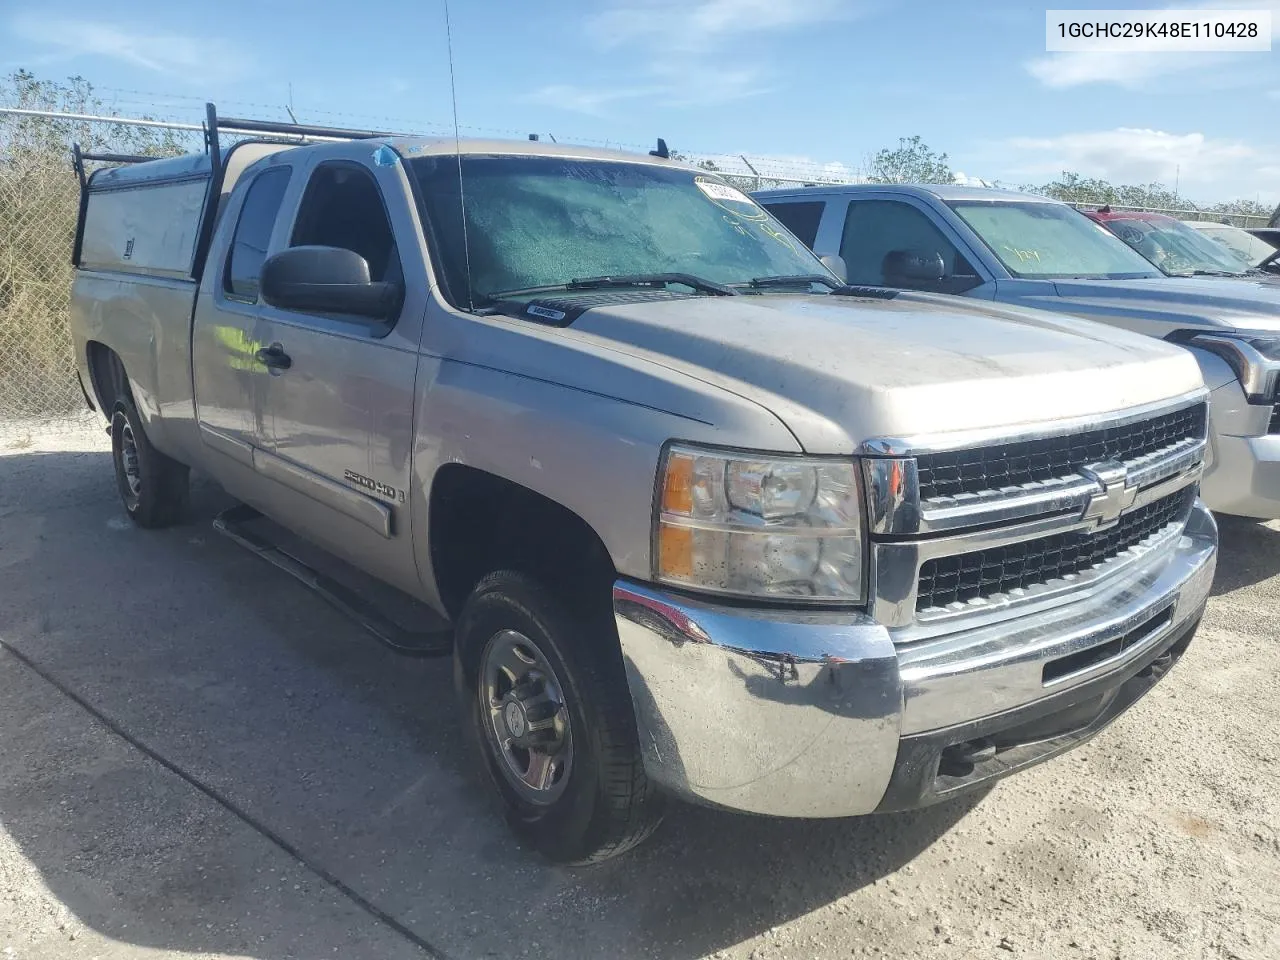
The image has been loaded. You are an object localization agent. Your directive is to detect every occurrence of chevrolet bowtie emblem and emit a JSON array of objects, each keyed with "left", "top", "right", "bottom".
[{"left": 1080, "top": 460, "right": 1137, "bottom": 530}]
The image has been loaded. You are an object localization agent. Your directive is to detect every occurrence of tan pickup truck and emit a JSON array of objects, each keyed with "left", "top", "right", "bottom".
[{"left": 69, "top": 107, "right": 1216, "bottom": 862}]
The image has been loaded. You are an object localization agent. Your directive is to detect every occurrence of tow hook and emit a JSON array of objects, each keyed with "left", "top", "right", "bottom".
[{"left": 939, "top": 737, "right": 998, "bottom": 777}]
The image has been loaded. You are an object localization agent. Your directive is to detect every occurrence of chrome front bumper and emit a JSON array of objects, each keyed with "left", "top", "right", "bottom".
[{"left": 614, "top": 501, "right": 1217, "bottom": 818}]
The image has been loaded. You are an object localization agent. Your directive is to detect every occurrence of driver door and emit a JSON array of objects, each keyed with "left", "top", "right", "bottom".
[
  {"left": 251, "top": 152, "right": 424, "bottom": 592},
  {"left": 839, "top": 198, "right": 992, "bottom": 297}
]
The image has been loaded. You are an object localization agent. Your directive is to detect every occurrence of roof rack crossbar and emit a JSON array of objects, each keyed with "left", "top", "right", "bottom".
[
  {"left": 78, "top": 150, "right": 157, "bottom": 165},
  {"left": 70, "top": 144, "right": 87, "bottom": 267},
  {"left": 216, "top": 115, "right": 409, "bottom": 141}
]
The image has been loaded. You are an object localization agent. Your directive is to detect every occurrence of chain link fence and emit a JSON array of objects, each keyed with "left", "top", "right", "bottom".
[
  {"left": 0, "top": 102, "right": 195, "bottom": 437},
  {"left": 0, "top": 144, "right": 84, "bottom": 431}
]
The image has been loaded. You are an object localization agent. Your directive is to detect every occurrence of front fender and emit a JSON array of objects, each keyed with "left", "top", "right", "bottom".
[{"left": 408, "top": 348, "right": 800, "bottom": 612}]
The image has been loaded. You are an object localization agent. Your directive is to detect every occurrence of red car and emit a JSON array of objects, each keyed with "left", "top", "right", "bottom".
[{"left": 1083, "top": 206, "right": 1280, "bottom": 281}]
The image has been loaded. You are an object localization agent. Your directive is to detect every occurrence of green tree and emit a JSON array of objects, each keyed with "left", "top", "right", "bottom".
[
  {"left": 1, "top": 69, "right": 192, "bottom": 158},
  {"left": 1205, "top": 198, "right": 1272, "bottom": 221},
  {"left": 1029, "top": 171, "right": 1183, "bottom": 210},
  {"left": 866, "top": 136, "right": 953, "bottom": 184}
]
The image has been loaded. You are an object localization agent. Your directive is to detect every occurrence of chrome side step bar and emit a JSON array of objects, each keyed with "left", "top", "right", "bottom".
[{"left": 212, "top": 504, "right": 453, "bottom": 657}]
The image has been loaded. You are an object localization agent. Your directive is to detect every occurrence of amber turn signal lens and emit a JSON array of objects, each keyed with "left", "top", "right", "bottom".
[
  {"left": 661, "top": 451, "right": 695, "bottom": 516},
  {"left": 657, "top": 523, "right": 694, "bottom": 579}
]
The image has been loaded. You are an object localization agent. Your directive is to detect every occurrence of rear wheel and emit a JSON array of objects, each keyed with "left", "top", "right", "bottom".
[
  {"left": 455, "top": 571, "right": 663, "bottom": 864},
  {"left": 111, "top": 397, "right": 188, "bottom": 528}
]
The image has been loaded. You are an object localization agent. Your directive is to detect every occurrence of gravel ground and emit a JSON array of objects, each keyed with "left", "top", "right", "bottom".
[{"left": 1, "top": 424, "right": 1277, "bottom": 960}]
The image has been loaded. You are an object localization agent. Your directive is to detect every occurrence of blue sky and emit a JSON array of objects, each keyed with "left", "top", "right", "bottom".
[{"left": 3, "top": 0, "right": 1278, "bottom": 205}]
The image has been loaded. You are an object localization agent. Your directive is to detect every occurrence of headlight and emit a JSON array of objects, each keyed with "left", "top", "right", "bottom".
[
  {"left": 654, "top": 444, "right": 865, "bottom": 603},
  {"left": 1188, "top": 333, "right": 1280, "bottom": 403}
]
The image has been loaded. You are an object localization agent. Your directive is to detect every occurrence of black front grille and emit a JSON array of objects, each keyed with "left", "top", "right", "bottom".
[
  {"left": 916, "top": 487, "right": 1192, "bottom": 612},
  {"left": 1269, "top": 404, "right": 1280, "bottom": 435},
  {"left": 915, "top": 403, "right": 1206, "bottom": 501}
]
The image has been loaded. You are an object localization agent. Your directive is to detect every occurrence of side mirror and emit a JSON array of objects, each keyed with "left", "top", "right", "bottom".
[
  {"left": 883, "top": 249, "right": 946, "bottom": 286},
  {"left": 261, "top": 246, "right": 402, "bottom": 321},
  {"left": 819, "top": 254, "right": 848, "bottom": 283}
]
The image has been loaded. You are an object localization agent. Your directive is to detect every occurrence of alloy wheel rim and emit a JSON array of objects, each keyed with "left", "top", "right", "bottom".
[
  {"left": 479, "top": 628, "right": 573, "bottom": 805},
  {"left": 120, "top": 420, "right": 142, "bottom": 500}
]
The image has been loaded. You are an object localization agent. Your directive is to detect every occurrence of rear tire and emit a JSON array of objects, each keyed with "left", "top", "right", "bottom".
[
  {"left": 454, "top": 570, "right": 663, "bottom": 864},
  {"left": 111, "top": 397, "right": 188, "bottom": 529}
]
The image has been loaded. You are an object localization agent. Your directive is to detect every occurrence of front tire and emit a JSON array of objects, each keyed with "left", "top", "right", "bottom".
[
  {"left": 110, "top": 398, "right": 189, "bottom": 528},
  {"left": 455, "top": 571, "right": 663, "bottom": 864}
]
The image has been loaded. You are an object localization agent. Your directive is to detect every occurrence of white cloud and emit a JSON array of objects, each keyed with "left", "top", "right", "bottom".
[
  {"left": 1027, "top": 50, "right": 1226, "bottom": 89},
  {"left": 1026, "top": 0, "right": 1280, "bottom": 88},
  {"left": 10, "top": 15, "right": 244, "bottom": 82},
  {"left": 527, "top": 0, "right": 866, "bottom": 113},
  {"left": 1001, "top": 127, "right": 1277, "bottom": 204}
]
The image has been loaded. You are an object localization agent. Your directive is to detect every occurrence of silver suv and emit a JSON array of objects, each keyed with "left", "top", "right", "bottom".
[{"left": 756, "top": 183, "right": 1280, "bottom": 519}]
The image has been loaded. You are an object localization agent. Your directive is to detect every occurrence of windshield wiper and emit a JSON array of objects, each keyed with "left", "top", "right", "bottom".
[
  {"left": 1188, "top": 269, "right": 1244, "bottom": 278},
  {"left": 744, "top": 274, "right": 842, "bottom": 290},
  {"left": 487, "top": 273, "right": 738, "bottom": 300}
]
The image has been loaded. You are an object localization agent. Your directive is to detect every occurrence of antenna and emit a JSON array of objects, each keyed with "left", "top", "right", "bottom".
[{"left": 442, "top": 0, "right": 475, "bottom": 311}]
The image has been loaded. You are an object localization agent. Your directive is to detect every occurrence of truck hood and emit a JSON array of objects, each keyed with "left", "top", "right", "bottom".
[
  {"left": 566, "top": 292, "right": 1203, "bottom": 455},
  {"left": 1035, "top": 276, "right": 1280, "bottom": 334}
]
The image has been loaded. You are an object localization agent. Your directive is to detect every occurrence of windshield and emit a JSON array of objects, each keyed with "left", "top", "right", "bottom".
[
  {"left": 948, "top": 201, "right": 1162, "bottom": 280},
  {"left": 1100, "top": 216, "right": 1249, "bottom": 276},
  {"left": 1191, "top": 224, "right": 1279, "bottom": 267},
  {"left": 409, "top": 154, "right": 829, "bottom": 306}
]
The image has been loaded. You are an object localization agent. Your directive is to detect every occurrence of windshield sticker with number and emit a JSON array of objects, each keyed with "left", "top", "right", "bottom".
[{"left": 694, "top": 176, "right": 797, "bottom": 251}]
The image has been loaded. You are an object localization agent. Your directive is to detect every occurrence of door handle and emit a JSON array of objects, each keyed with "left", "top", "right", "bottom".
[{"left": 255, "top": 343, "right": 292, "bottom": 371}]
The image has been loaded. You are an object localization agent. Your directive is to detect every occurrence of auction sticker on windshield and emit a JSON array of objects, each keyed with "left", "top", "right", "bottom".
[
  {"left": 1046, "top": 9, "right": 1271, "bottom": 51},
  {"left": 695, "top": 178, "right": 755, "bottom": 206}
]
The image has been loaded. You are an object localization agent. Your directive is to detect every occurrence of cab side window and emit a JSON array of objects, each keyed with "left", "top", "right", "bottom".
[
  {"left": 840, "top": 199, "right": 979, "bottom": 292},
  {"left": 291, "top": 162, "right": 401, "bottom": 286},
  {"left": 762, "top": 200, "right": 825, "bottom": 248},
  {"left": 224, "top": 167, "right": 291, "bottom": 301}
]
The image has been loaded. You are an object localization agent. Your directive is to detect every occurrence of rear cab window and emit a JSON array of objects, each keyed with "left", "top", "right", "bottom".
[
  {"left": 760, "top": 200, "right": 826, "bottom": 248},
  {"left": 224, "top": 167, "right": 292, "bottom": 301}
]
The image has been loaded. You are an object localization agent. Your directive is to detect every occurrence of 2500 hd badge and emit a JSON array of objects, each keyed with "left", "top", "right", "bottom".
[{"left": 344, "top": 469, "right": 405, "bottom": 504}]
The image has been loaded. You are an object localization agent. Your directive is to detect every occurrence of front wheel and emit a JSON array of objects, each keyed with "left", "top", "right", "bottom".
[
  {"left": 111, "top": 398, "right": 189, "bottom": 528},
  {"left": 455, "top": 571, "right": 663, "bottom": 864}
]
